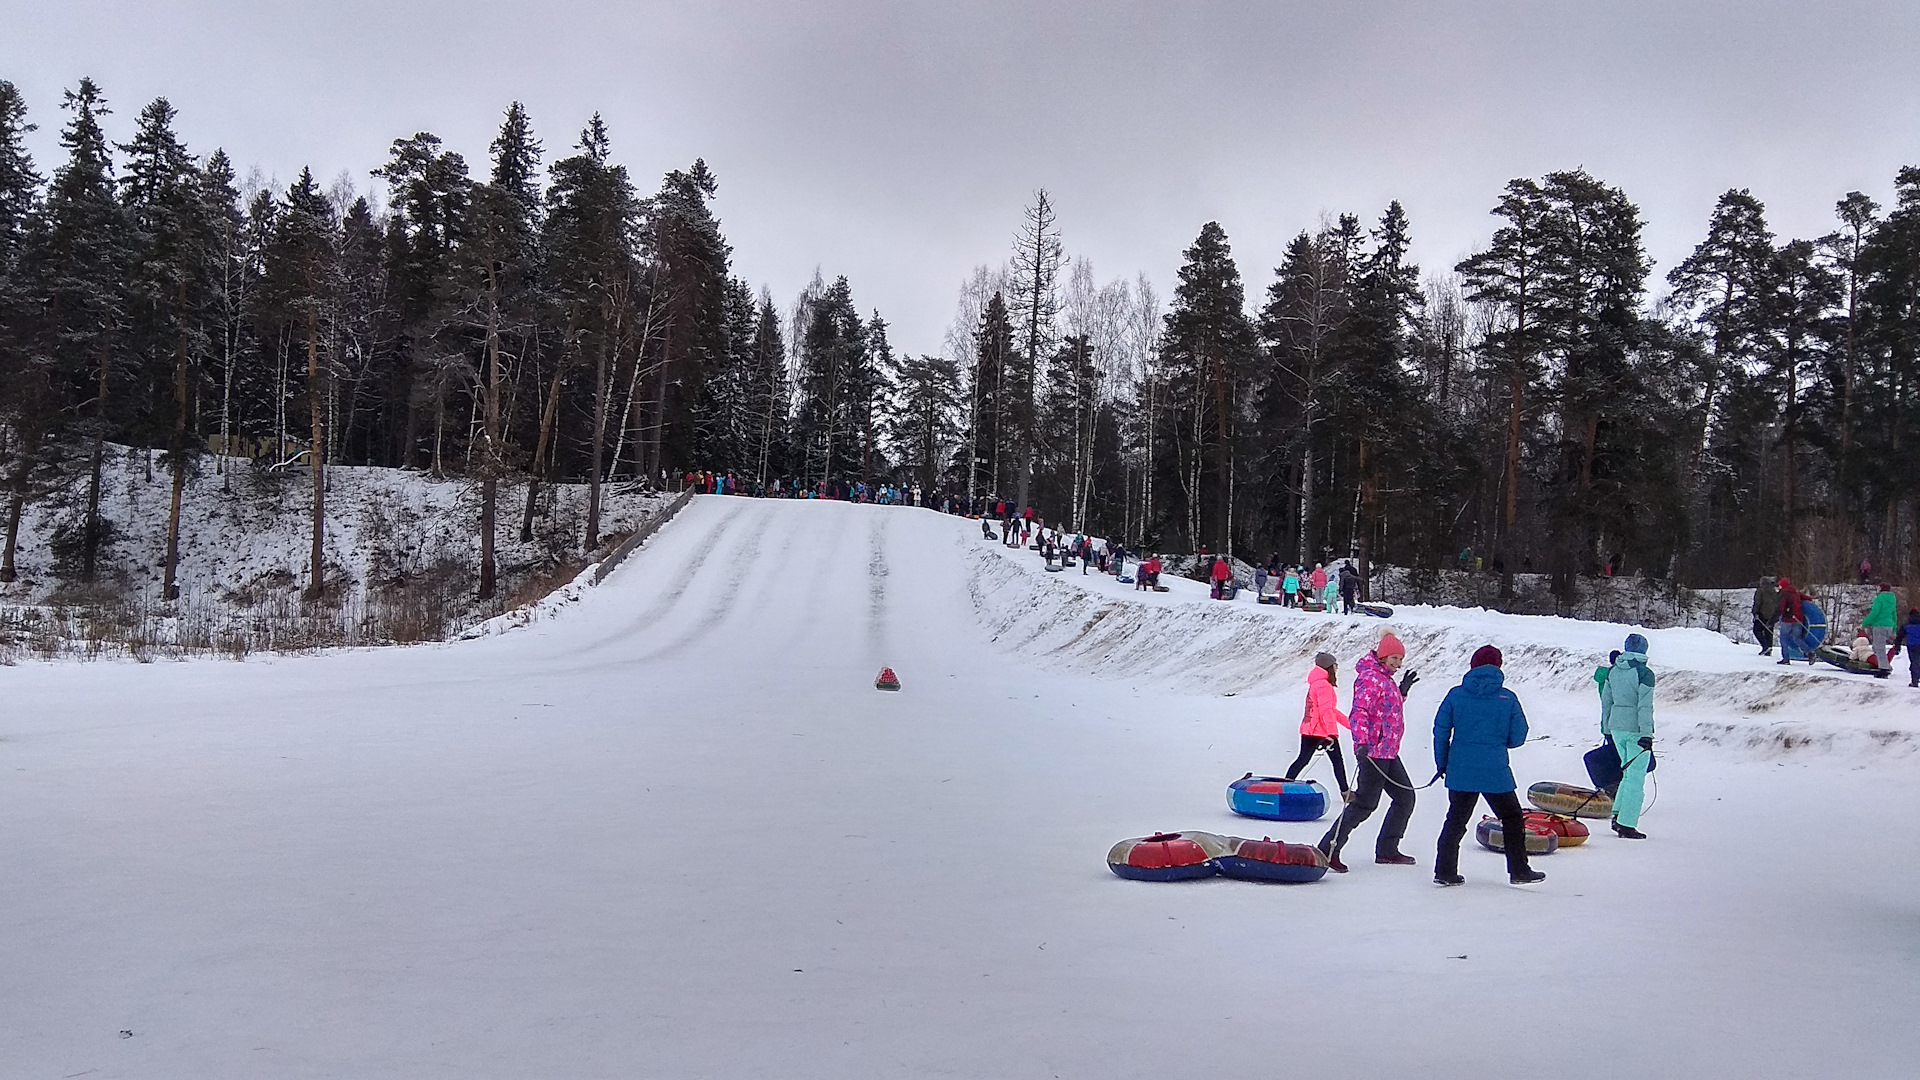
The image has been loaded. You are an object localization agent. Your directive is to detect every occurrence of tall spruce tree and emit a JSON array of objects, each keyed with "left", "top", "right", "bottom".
[
  {"left": 0, "top": 79, "right": 42, "bottom": 582},
  {"left": 20, "top": 79, "right": 128, "bottom": 581},
  {"left": 119, "top": 97, "right": 214, "bottom": 598},
  {"left": 1157, "top": 221, "right": 1255, "bottom": 552}
]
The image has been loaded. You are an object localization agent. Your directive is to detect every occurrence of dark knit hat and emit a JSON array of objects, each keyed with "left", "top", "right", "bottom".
[
  {"left": 1470, "top": 645, "right": 1503, "bottom": 669},
  {"left": 1314, "top": 651, "right": 1337, "bottom": 672},
  {"left": 1624, "top": 632, "right": 1649, "bottom": 654}
]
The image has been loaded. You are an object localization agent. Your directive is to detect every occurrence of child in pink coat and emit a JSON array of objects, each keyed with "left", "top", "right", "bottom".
[{"left": 1284, "top": 652, "right": 1352, "bottom": 798}]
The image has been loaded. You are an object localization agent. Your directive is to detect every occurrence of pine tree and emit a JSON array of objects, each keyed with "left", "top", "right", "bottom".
[
  {"left": 119, "top": 97, "right": 215, "bottom": 599},
  {"left": 1457, "top": 179, "right": 1553, "bottom": 554},
  {"left": 1259, "top": 220, "right": 1354, "bottom": 563},
  {"left": 887, "top": 353, "right": 961, "bottom": 496},
  {"left": 642, "top": 159, "right": 731, "bottom": 479},
  {"left": 1008, "top": 192, "right": 1063, "bottom": 509},
  {"left": 544, "top": 115, "right": 638, "bottom": 548},
  {"left": 969, "top": 291, "right": 1015, "bottom": 499},
  {"left": 1158, "top": 221, "right": 1255, "bottom": 551},
  {"left": 260, "top": 168, "right": 339, "bottom": 598},
  {"left": 0, "top": 79, "right": 42, "bottom": 582},
  {"left": 451, "top": 102, "right": 543, "bottom": 598},
  {"left": 18, "top": 79, "right": 128, "bottom": 581},
  {"left": 793, "top": 276, "right": 866, "bottom": 485}
]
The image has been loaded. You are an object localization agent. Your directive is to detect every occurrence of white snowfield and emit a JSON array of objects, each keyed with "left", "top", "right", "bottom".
[{"left": 5, "top": 497, "right": 1918, "bottom": 1079}]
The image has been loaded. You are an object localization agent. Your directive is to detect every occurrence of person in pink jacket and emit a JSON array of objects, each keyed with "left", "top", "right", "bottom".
[{"left": 1284, "top": 652, "right": 1351, "bottom": 798}]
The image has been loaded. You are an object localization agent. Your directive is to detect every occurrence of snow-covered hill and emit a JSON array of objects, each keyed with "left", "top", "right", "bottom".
[
  {"left": 0, "top": 447, "right": 671, "bottom": 658},
  {"left": 4, "top": 497, "right": 1916, "bottom": 1078}
]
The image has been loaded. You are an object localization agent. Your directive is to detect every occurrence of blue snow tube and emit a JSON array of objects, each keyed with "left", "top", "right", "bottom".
[
  {"left": 1227, "top": 775, "right": 1329, "bottom": 821},
  {"left": 1785, "top": 600, "right": 1829, "bottom": 661}
]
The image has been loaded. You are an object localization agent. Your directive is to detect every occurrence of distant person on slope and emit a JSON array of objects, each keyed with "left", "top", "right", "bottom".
[
  {"left": 1432, "top": 645, "right": 1544, "bottom": 886},
  {"left": 1752, "top": 576, "right": 1780, "bottom": 657},
  {"left": 1600, "top": 633, "right": 1656, "bottom": 840},
  {"left": 1282, "top": 565, "right": 1300, "bottom": 608},
  {"left": 1863, "top": 582, "right": 1898, "bottom": 670},
  {"left": 1211, "top": 556, "right": 1232, "bottom": 600},
  {"left": 1284, "top": 652, "right": 1353, "bottom": 800},
  {"left": 1318, "top": 629, "right": 1421, "bottom": 872}
]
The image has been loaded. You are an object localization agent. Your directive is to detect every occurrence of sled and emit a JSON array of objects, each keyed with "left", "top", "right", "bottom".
[
  {"left": 1118, "top": 576, "right": 1135, "bottom": 584},
  {"left": 1811, "top": 643, "right": 1888, "bottom": 676},
  {"left": 1358, "top": 603, "right": 1394, "bottom": 618},
  {"left": 1152, "top": 585, "right": 1170, "bottom": 593},
  {"left": 1045, "top": 565, "right": 1064, "bottom": 573},
  {"left": 1257, "top": 595, "right": 1283, "bottom": 605}
]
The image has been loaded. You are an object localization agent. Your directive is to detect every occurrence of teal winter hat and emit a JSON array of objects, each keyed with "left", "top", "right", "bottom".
[{"left": 1624, "top": 632, "right": 1649, "bottom": 653}]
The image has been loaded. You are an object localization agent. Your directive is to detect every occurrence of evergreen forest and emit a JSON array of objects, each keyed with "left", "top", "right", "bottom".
[{"left": 2, "top": 77, "right": 1918, "bottom": 600}]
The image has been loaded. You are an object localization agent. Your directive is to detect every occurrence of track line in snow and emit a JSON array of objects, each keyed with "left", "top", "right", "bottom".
[{"left": 577, "top": 496, "right": 741, "bottom": 655}]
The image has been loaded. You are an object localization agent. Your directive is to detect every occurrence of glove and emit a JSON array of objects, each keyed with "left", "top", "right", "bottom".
[
  {"left": 1398, "top": 670, "right": 1420, "bottom": 696},
  {"left": 1638, "top": 736, "right": 1654, "bottom": 751}
]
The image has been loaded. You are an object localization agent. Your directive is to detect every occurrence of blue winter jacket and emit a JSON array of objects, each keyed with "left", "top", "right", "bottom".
[{"left": 1432, "top": 665, "right": 1529, "bottom": 793}]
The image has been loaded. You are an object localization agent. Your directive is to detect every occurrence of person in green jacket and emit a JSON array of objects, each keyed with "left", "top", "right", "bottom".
[
  {"left": 1593, "top": 649, "right": 1620, "bottom": 697},
  {"left": 1863, "top": 582, "right": 1899, "bottom": 671},
  {"left": 1600, "top": 633, "right": 1656, "bottom": 840}
]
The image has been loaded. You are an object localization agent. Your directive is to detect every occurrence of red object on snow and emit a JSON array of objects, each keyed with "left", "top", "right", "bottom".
[{"left": 875, "top": 667, "right": 901, "bottom": 691}]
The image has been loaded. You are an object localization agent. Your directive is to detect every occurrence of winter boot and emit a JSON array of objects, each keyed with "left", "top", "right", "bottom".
[
  {"left": 1317, "top": 842, "right": 1348, "bottom": 874},
  {"left": 1434, "top": 872, "right": 1465, "bottom": 887},
  {"left": 1509, "top": 869, "right": 1547, "bottom": 885},
  {"left": 1375, "top": 852, "right": 1416, "bottom": 866},
  {"left": 1612, "top": 819, "right": 1646, "bottom": 840}
]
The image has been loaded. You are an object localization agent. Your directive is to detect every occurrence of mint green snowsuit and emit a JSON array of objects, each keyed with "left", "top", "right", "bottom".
[{"left": 1600, "top": 651, "right": 1655, "bottom": 829}]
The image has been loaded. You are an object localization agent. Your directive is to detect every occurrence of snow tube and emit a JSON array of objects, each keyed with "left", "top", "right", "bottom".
[
  {"left": 1358, "top": 603, "right": 1394, "bottom": 618},
  {"left": 1526, "top": 781, "right": 1613, "bottom": 819},
  {"left": 1152, "top": 585, "right": 1170, "bottom": 593},
  {"left": 1118, "top": 576, "right": 1135, "bottom": 584},
  {"left": 1475, "top": 816, "right": 1561, "bottom": 855},
  {"left": 1522, "top": 811, "right": 1589, "bottom": 846},
  {"left": 1106, "top": 831, "right": 1230, "bottom": 882},
  {"left": 1214, "top": 836, "right": 1329, "bottom": 883},
  {"left": 874, "top": 667, "right": 901, "bottom": 691},
  {"left": 1228, "top": 775, "right": 1329, "bottom": 821}
]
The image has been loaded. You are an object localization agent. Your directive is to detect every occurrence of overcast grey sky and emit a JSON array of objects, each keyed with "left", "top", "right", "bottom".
[{"left": 4, "top": 1, "right": 1918, "bottom": 352}]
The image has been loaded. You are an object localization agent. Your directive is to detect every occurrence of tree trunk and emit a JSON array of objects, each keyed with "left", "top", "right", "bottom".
[
  {"left": 521, "top": 346, "right": 568, "bottom": 544},
  {"left": 163, "top": 301, "right": 191, "bottom": 602},
  {"left": 0, "top": 485, "right": 23, "bottom": 583},
  {"left": 586, "top": 337, "right": 610, "bottom": 551},
  {"left": 82, "top": 338, "right": 111, "bottom": 582},
  {"left": 479, "top": 273, "right": 502, "bottom": 601},
  {"left": 304, "top": 312, "right": 327, "bottom": 601}
]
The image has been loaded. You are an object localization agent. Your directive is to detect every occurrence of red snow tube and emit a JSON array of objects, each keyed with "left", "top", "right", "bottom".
[
  {"left": 1522, "top": 811, "right": 1589, "bottom": 846},
  {"left": 1213, "top": 836, "right": 1329, "bottom": 883},
  {"left": 1106, "top": 831, "right": 1227, "bottom": 881}
]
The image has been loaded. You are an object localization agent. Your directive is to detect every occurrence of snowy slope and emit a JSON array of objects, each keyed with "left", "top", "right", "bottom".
[
  {"left": 3, "top": 497, "right": 1916, "bottom": 1079},
  {"left": 0, "top": 447, "right": 671, "bottom": 652}
]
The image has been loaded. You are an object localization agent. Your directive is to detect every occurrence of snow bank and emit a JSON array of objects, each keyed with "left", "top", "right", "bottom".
[{"left": 967, "top": 534, "right": 1920, "bottom": 760}]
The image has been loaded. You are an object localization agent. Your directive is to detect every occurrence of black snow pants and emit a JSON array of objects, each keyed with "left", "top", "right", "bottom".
[
  {"left": 1752, "top": 618, "right": 1775, "bottom": 654},
  {"left": 1284, "top": 735, "right": 1350, "bottom": 793},
  {"left": 1320, "top": 748, "right": 1415, "bottom": 858},
  {"left": 1435, "top": 789, "right": 1532, "bottom": 879},
  {"left": 1908, "top": 648, "right": 1919, "bottom": 688}
]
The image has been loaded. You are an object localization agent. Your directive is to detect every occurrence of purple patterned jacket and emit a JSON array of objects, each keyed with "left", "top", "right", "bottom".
[{"left": 1349, "top": 651, "right": 1406, "bottom": 759}]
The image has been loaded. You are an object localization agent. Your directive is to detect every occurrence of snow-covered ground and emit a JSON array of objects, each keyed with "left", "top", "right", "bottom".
[
  {"left": 5, "top": 497, "right": 1918, "bottom": 1078},
  {"left": 0, "top": 448, "right": 672, "bottom": 655}
]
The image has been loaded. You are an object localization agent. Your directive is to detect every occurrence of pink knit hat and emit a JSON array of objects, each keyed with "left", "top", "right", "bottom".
[{"left": 1375, "top": 630, "right": 1406, "bottom": 662}]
